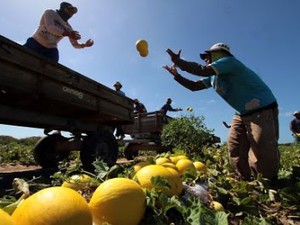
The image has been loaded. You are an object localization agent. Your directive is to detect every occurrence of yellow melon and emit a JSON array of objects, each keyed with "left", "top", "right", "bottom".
[
  {"left": 156, "top": 157, "right": 171, "bottom": 165},
  {"left": 176, "top": 158, "right": 196, "bottom": 174},
  {"left": 89, "top": 178, "right": 146, "bottom": 225},
  {"left": 169, "top": 156, "right": 180, "bottom": 164},
  {"left": 133, "top": 161, "right": 151, "bottom": 173},
  {"left": 193, "top": 161, "right": 208, "bottom": 173},
  {"left": 135, "top": 39, "right": 148, "bottom": 52},
  {"left": 211, "top": 201, "right": 224, "bottom": 211},
  {"left": 171, "top": 155, "right": 189, "bottom": 165},
  {"left": 139, "top": 49, "right": 149, "bottom": 57},
  {"left": 11, "top": 187, "right": 92, "bottom": 225},
  {"left": 161, "top": 162, "right": 178, "bottom": 171},
  {"left": 61, "top": 174, "right": 94, "bottom": 191},
  {"left": 134, "top": 164, "right": 182, "bottom": 196},
  {"left": 163, "top": 167, "right": 183, "bottom": 196},
  {"left": 0, "top": 208, "right": 15, "bottom": 225}
]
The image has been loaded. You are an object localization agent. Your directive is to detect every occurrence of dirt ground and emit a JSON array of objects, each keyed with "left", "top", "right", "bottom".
[
  {"left": 0, "top": 163, "right": 42, "bottom": 173},
  {"left": 0, "top": 157, "right": 137, "bottom": 173}
]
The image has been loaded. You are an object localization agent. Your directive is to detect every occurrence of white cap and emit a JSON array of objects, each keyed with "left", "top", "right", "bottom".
[
  {"left": 200, "top": 43, "right": 232, "bottom": 60},
  {"left": 293, "top": 111, "right": 300, "bottom": 116},
  {"left": 208, "top": 43, "right": 231, "bottom": 54}
]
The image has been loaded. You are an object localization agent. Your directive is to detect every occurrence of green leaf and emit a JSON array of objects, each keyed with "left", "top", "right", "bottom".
[
  {"left": 151, "top": 176, "right": 171, "bottom": 191},
  {"left": 242, "top": 215, "right": 272, "bottom": 225},
  {"left": 239, "top": 197, "right": 253, "bottom": 206},
  {"left": 185, "top": 199, "right": 228, "bottom": 225}
]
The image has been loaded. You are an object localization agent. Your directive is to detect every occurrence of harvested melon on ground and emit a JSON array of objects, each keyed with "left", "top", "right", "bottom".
[
  {"left": 156, "top": 157, "right": 171, "bottom": 165},
  {"left": 176, "top": 158, "right": 196, "bottom": 175},
  {"left": 89, "top": 178, "right": 146, "bottom": 225},
  {"left": 161, "top": 162, "right": 178, "bottom": 171},
  {"left": 61, "top": 174, "right": 95, "bottom": 191},
  {"left": 0, "top": 208, "right": 15, "bottom": 225},
  {"left": 133, "top": 161, "right": 151, "bottom": 173},
  {"left": 193, "top": 161, "right": 208, "bottom": 173},
  {"left": 11, "top": 187, "right": 92, "bottom": 225},
  {"left": 134, "top": 164, "right": 183, "bottom": 196}
]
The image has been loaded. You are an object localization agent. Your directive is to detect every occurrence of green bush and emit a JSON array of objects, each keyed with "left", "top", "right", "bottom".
[
  {"left": 160, "top": 115, "right": 214, "bottom": 156},
  {"left": 0, "top": 136, "right": 39, "bottom": 164}
]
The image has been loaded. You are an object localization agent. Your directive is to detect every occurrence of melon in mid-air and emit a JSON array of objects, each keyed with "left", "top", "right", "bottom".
[
  {"left": 186, "top": 107, "right": 193, "bottom": 112},
  {"left": 135, "top": 39, "right": 149, "bottom": 57}
]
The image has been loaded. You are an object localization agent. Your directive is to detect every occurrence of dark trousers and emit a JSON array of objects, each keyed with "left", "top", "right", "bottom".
[
  {"left": 24, "top": 37, "right": 59, "bottom": 63},
  {"left": 115, "top": 126, "right": 124, "bottom": 137}
]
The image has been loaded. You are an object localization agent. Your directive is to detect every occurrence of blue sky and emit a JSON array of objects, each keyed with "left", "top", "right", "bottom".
[{"left": 0, "top": 0, "right": 299, "bottom": 143}]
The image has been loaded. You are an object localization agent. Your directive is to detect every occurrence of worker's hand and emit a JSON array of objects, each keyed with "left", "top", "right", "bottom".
[
  {"left": 69, "top": 31, "right": 81, "bottom": 40},
  {"left": 64, "top": 30, "right": 81, "bottom": 40},
  {"left": 222, "top": 121, "right": 231, "bottom": 128},
  {"left": 84, "top": 39, "right": 94, "bottom": 47},
  {"left": 166, "top": 49, "right": 181, "bottom": 64},
  {"left": 177, "top": 108, "right": 183, "bottom": 111},
  {"left": 163, "top": 65, "right": 179, "bottom": 77}
]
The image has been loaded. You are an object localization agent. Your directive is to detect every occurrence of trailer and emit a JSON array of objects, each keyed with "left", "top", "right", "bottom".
[
  {"left": 121, "top": 111, "right": 221, "bottom": 160},
  {"left": 0, "top": 35, "right": 134, "bottom": 172},
  {"left": 121, "top": 111, "right": 173, "bottom": 160}
]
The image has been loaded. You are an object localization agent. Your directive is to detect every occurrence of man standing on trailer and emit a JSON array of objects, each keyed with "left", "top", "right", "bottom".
[
  {"left": 24, "top": 2, "right": 94, "bottom": 62},
  {"left": 160, "top": 98, "right": 182, "bottom": 116},
  {"left": 113, "top": 81, "right": 126, "bottom": 140}
]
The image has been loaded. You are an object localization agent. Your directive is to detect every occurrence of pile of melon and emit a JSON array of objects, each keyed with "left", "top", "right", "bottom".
[{"left": 0, "top": 155, "right": 218, "bottom": 225}]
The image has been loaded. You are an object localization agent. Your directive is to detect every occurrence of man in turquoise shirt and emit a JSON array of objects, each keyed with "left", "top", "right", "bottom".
[{"left": 164, "top": 43, "right": 279, "bottom": 181}]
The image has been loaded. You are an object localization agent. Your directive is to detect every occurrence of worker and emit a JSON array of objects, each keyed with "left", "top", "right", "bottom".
[
  {"left": 160, "top": 98, "right": 182, "bottom": 116},
  {"left": 23, "top": 2, "right": 94, "bottom": 62},
  {"left": 290, "top": 111, "right": 300, "bottom": 143},
  {"left": 133, "top": 99, "right": 147, "bottom": 114},
  {"left": 113, "top": 81, "right": 125, "bottom": 139},
  {"left": 163, "top": 42, "right": 279, "bottom": 180}
]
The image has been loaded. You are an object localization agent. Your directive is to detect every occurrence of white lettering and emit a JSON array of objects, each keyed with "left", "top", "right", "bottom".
[{"left": 62, "top": 86, "right": 83, "bottom": 99}]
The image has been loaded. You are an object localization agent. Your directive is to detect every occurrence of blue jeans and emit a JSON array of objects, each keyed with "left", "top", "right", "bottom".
[{"left": 24, "top": 37, "right": 59, "bottom": 63}]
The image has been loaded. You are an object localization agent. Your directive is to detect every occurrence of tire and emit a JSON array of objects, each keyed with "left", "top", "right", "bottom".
[
  {"left": 80, "top": 131, "right": 118, "bottom": 172},
  {"left": 33, "top": 134, "right": 70, "bottom": 168},
  {"left": 124, "top": 143, "right": 139, "bottom": 160}
]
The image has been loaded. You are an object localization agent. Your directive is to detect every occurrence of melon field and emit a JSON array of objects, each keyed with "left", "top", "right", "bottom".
[{"left": 0, "top": 132, "right": 299, "bottom": 224}]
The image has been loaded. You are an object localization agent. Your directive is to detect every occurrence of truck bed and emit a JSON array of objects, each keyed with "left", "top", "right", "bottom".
[
  {"left": 0, "top": 35, "right": 134, "bottom": 132},
  {"left": 122, "top": 111, "right": 171, "bottom": 135}
]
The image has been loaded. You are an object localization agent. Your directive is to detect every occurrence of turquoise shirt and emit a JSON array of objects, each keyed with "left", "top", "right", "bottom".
[{"left": 202, "top": 56, "right": 276, "bottom": 115}]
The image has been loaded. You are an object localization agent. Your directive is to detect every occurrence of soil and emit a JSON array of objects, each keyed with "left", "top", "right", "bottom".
[
  {"left": 0, "top": 157, "right": 139, "bottom": 173},
  {"left": 0, "top": 163, "right": 42, "bottom": 173}
]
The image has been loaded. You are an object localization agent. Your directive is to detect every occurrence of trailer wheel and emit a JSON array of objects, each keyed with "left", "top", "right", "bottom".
[
  {"left": 124, "top": 143, "right": 139, "bottom": 160},
  {"left": 81, "top": 131, "right": 118, "bottom": 172},
  {"left": 33, "top": 134, "right": 70, "bottom": 168}
]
